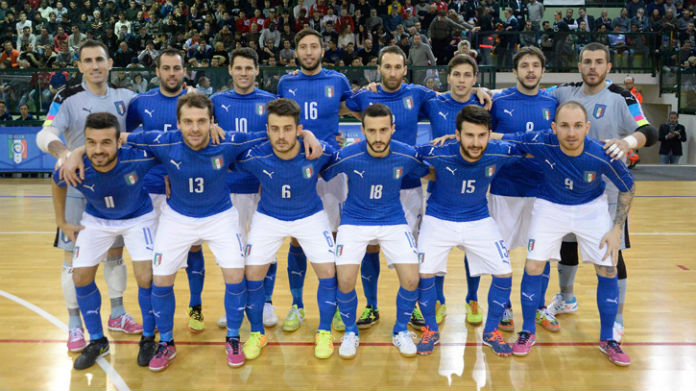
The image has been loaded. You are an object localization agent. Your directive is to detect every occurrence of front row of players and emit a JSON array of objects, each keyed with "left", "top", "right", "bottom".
[{"left": 54, "top": 95, "right": 634, "bottom": 372}]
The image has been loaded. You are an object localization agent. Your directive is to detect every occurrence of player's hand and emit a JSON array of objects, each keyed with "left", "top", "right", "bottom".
[
  {"left": 210, "top": 118, "right": 225, "bottom": 144},
  {"left": 475, "top": 88, "right": 493, "bottom": 110},
  {"left": 365, "top": 82, "right": 379, "bottom": 92},
  {"left": 336, "top": 131, "right": 346, "bottom": 146},
  {"left": 430, "top": 134, "right": 456, "bottom": 146},
  {"left": 61, "top": 149, "right": 86, "bottom": 187},
  {"left": 599, "top": 226, "right": 622, "bottom": 265},
  {"left": 58, "top": 222, "right": 84, "bottom": 243},
  {"left": 300, "top": 129, "right": 324, "bottom": 159},
  {"left": 164, "top": 175, "right": 171, "bottom": 199},
  {"left": 602, "top": 138, "right": 629, "bottom": 161}
]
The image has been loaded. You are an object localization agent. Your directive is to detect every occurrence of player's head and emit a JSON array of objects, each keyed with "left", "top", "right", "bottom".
[
  {"left": 176, "top": 93, "right": 213, "bottom": 150},
  {"left": 267, "top": 98, "right": 302, "bottom": 155},
  {"left": 578, "top": 42, "right": 612, "bottom": 88},
  {"left": 361, "top": 103, "right": 395, "bottom": 156},
  {"left": 155, "top": 48, "right": 186, "bottom": 95},
  {"left": 84, "top": 112, "right": 121, "bottom": 171},
  {"left": 551, "top": 101, "right": 590, "bottom": 155},
  {"left": 378, "top": 45, "right": 407, "bottom": 92},
  {"left": 229, "top": 47, "right": 259, "bottom": 93},
  {"left": 447, "top": 54, "right": 478, "bottom": 100},
  {"left": 295, "top": 29, "right": 324, "bottom": 72},
  {"left": 513, "top": 46, "right": 546, "bottom": 91},
  {"left": 455, "top": 105, "right": 491, "bottom": 161},
  {"left": 77, "top": 40, "right": 112, "bottom": 86}
]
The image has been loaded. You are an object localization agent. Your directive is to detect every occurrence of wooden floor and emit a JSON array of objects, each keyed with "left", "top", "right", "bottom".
[{"left": 0, "top": 179, "right": 694, "bottom": 391}]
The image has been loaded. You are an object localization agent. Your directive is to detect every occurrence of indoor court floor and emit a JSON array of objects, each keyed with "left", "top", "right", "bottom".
[{"left": 0, "top": 178, "right": 694, "bottom": 391}]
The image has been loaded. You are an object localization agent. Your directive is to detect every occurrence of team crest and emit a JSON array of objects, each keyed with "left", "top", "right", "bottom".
[
  {"left": 418, "top": 252, "right": 425, "bottom": 263},
  {"left": 393, "top": 167, "right": 403, "bottom": 179},
  {"left": 527, "top": 239, "right": 535, "bottom": 251},
  {"left": 153, "top": 253, "right": 162, "bottom": 266},
  {"left": 325, "top": 86, "right": 334, "bottom": 98},
  {"left": 124, "top": 171, "right": 138, "bottom": 185},
  {"left": 211, "top": 155, "right": 224, "bottom": 170},
  {"left": 403, "top": 96, "right": 414, "bottom": 110},
  {"left": 114, "top": 101, "right": 126, "bottom": 116},
  {"left": 336, "top": 244, "right": 344, "bottom": 256},
  {"left": 593, "top": 104, "right": 607, "bottom": 119},
  {"left": 244, "top": 244, "right": 252, "bottom": 256},
  {"left": 485, "top": 165, "right": 496, "bottom": 177},
  {"left": 9, "top": 138, "right": 28, "bottom": 163},
  {"left": 542, "top": 108, "right": 551, "bottom": 121},
  {"left": 302, "top": 164, "right": 314, "bottom": 178},
  {"left": 584, "top": 171, "right": 597, "bottom": 182},
  {"left": 255, "top": 103, "right": 266, "bottom": 115}
]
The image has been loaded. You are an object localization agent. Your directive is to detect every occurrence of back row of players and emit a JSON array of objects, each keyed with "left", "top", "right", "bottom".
[{"left": 37, "top": 31, "right": 657, "bottom": 371}]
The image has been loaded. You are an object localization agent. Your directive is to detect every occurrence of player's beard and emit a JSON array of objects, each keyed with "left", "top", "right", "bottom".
[
  {"left": 162, "top": 78, "right": 185, "bottom": 95},
  {"left": 298, "top": 55, "right": 322, "bottom": 72},
  {"left": 460, "top": 143, "right": 487, "bottom": 161},
  {"left": 88, "top": 151, "right": 117, "bottom": 168},
  {"left": 381, "top": 75, "right": 402, "bottom": 91},
  {"left": 367, "top": 138, "right": 390, "bottom": 154},
  {"left": 273, "top": 137, "right": 297, "bottom": 154},
  {"left": 581, "top": 68, "right": 608, "bottom": 88},
  {"left": 518, "top": 74, "right": 540, "bottom": 91}
]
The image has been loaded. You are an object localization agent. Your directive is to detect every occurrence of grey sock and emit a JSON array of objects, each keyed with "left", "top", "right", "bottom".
[
  {"left": 557, "top": 264, "right": 578, "bottom": 301},
  {"left": 68, "top": 308, "right": 82, "bottom": 329},
  {"left": 616, "top": 279, "right": 627, "bottom": 324},
  {"left": 110, "top": 297, "right": 125, "bottom": 318}
]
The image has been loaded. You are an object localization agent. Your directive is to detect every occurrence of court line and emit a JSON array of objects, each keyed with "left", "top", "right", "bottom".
[
  {"left": 677, "top": 265, "right": 690, "bottom": 270},
  {"left": 0, "top": 289, "right": 131, "bottom": 391}
]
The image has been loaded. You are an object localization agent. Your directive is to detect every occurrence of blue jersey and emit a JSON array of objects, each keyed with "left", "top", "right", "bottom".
[
  {"left": 321, "top": 140, "right": 429, "bottom": 226},
  {"left": 127, "top": 131, "right": 266, "bottom": 217},
  {"left": 503, "top": 131, "right": 634, "bottom": 205},
  {"left": 489, "top": 87, "right": 558, "bottom": 198},
  {"left": 277, "top": 69, "right": 353, "bottom": 149},
  {"left": 53, "top": 147, "right": 157, "bottom": 220},
  {"left": 345, "top": 83, "right": 436, "bottom": 189},
  {"left": 211, "top": 88, "right": 277, "bottom": 194},
  {"left": 237, "top": 141, "right": 334, "bottom": 221},
  {"left": 420, "top": 92, "right": 483, "bottom": 138},
  {"left": 418, "top": 140, "right": 524, "bottom": 222},
  {"left": 126, "top": 88, "right": 187, "bottom": 195}
]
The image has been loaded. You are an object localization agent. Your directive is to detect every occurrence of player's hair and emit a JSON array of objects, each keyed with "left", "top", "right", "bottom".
[
  {"left": 177, "top": 93, "right": 213, "bottom": 119},
  {"left": 155, "top": 48, "right": 185, "bottom": 68},
  {"left": 555, "top": 100, "right": 588, "bottom": 121},
  {"left": 294, "top": 28, "right": 323, "bottom": 48},
  {"left": 362, "top": 103, "right": 393, "bottom": 126},
  {"left": 84, "top": 112, "right": 121, "bottom": 140},
  {"left": 513, "top": 46, "right": 546, "bottom": 70},
  {"left": 456, "top": 105, "right": 491, "bottom": 132},
  {"left": 448, "top": 54, "right": 478, "bottom": 75},
  {"left": 579, "top": 42, "right": 611, "bottom": 63},
  {"left": 77, "top": 40, "right": 110, "bottom": 60},
  {"left": 378, "top": 45, "right": 407, "bottom": 66},
  {"left": 267, "top": 98, "right": 301, "bottom": 125},
  {"left": 229, "top": 47, "right": 259, "bottom": 68}
]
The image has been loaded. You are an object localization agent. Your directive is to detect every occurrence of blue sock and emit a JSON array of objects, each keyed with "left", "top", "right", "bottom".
[
  {"left": 245, "top": 279, "right": 265, "bottom": 334},
  {"left": 464, "top": 256, "right": 480, "bottom": 303},
  {"left": 287, "top": 244, "right": 307, "bottom": 309},
  {"left": 185, "top": 250, "right": 205, "bottom": 308},
  {"left": 75, "top": 282, "right": 103, "bottom": 340},
  {"left": 434, "top": 275, "right": 445, "bottom": 304},
  {"left": 520, "top": 271, "right": 542, "bottom": 334},
  {"left": 151, "top": 284, "right": 175, "bottom": 342},
  {"left": 418, "top": 277, "right": 438, "bottom": 331},
  {"left": 224, "top": 281, "right": 247, "bottom": 338},
  {"left": 393, "top": 287, "right": 418, "bottom": 334},
  {"left": 538, "top": 262, "right": 551, "bottom": 309},
  {"left": 360, "top": 252, "right": 380, "bottom": 308},
  {"left": 484, "top": 276, "right": 512, "bottom": 334},
  {"left": 138, "top": 286, "right": 155, "bottom": 337},
  {"left": 337, "top": 289, "right": 358, "bottom": 334},
  {"left": 317, "top": 277, "right": 337, "bottom": 331},
  {"left": 264, "top": 263, "right": 277, "bottom": 303},
  {"left": 597, "top": 274, "right": 619, "bottom": 341}
]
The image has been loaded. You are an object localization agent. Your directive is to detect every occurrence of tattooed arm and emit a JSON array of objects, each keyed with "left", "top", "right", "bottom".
[{"left": 600, "top": 185, "right": 636, "bottom": 267}]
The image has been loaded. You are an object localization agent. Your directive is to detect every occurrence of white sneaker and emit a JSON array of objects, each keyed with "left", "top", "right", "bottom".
[
  {"left": 613, "top": 321, "right": 624, "bottom": 343},
  {"left": 392, "top": 331, "right": 417, "bottom": 357},
  {"left": 217, "top": 315, "right": 227, "bottom": 328},
  {"left": 339, "top": 332, "right": 360, "bottom": 359},
  {"left": 263, "top": 303, "right": 278, "bottom": 327},
  {"left": 548, "top": 293, "right": 578, "bottom": 315}
]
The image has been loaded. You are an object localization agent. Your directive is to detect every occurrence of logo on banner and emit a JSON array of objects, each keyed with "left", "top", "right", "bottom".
[
  {"left": 114, "top": 101, "right": 126, "bottom": 116},
  {"left": 593, "top": 104, "right": 606, "bottom": 119},
  {"left": 9, "top": 137, "right": 28, "bottom": 163}
]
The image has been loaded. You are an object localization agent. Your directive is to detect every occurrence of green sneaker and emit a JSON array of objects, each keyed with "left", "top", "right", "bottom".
[
  {"left": 187, "top": 305, "right": 204, "bottom": 334},
  {"left": 332, "top": 308, "right": 345, "bottom": 331},
  {"left": 356, "top": 305, "right": 380, "bottom": 329},
  {"left": 282, "top": 304, "right": 305, "bottom": 332},
  {"left": 409, "top": 307, "right": 425, "bottom": 328},
  {"left": 466, "top": 300, "right": 483, "bottom": 325},
  {"left": 314, "top": 330, "right": 334, "bottom": 359},
  {"left": 243, "top": 331, "right": 267, "bottom": 360},
  {"left": 435, "top": 301, "right": 447, "bottom": 324}
]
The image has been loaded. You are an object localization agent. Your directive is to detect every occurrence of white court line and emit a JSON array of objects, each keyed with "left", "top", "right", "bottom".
[{"left": 0, "top": 289, "right": 132, "bottom": 391}]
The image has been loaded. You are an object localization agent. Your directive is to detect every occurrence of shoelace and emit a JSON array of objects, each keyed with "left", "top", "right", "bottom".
[
  {"left": 358, "top": 308, "right": 373, "bottom": 320},
  {"left": 517, "top": 332, "right": 531, "bottom": 344},
  {"left": 229, "top": 339, "right": 240, "bottom": 354},
  {"left": 605, "top": 340, "right": 623, "bottom": 353},
  {"left": 155, "top": 343, "right": 169, "bottom": 358},
  {"left": 190, "top": 309, "right": 203, "bottom": 321},
  {"left": 69, "top": 329, "right": 83, "bottom": 339},
  {"left": 420, "top": 327, "right": 436, "bottom": 343},
  {"left": 488, "top": 331, "right": 505, "bottom": 344},
  {"left": 412, "top": 309, "right": 424, "bottom": 320}
]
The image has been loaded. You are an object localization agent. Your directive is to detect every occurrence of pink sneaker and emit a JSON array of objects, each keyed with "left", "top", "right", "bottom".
[
  {"left": 511, "top": 331, "right": 536, "bottom": 356},
  {"left": 226, "top": 338, "right": 245, "bottom": 367},
  {"left": 599, "top": 340, "right": 631, "bottom": 366},
  {"left": 149, "top": 341, "right": 177, "bottom": 372},
  {"left": 67, "top": 327, "right": 87, "bottom": 352},
  {"left": 108, "top": 313, "right": 143, "bottom": 334}
]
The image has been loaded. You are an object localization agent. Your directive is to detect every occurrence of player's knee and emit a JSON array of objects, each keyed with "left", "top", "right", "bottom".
[
  {"left": 400, "top": 274, "right": 419, "bottom": 291},
  {"left": 595, "top": 264, "right": 617, "bottom": 278},
  {"left": 290, "top": 237, "right": 300, "bottom": 247},
  {"left": 524, "top": 260, "right": 545, "bottom": 275},
  {"left": 494, "top": 272, "right": 513, "bottom": 278},
  {"left": 106, "top": 247, "right": 124, "bottom": 258},
  {"left": 313, "top": 263, "right": 335, "bottom": 279},
  {"left": 72, "top": 268, "right": 94, "bottom": 287},
  {"left": 337, "top": 276, "right": 355, "bottom": 293},
  {"left": 133, "top": 262, "right": 152, "bottom": 288}
]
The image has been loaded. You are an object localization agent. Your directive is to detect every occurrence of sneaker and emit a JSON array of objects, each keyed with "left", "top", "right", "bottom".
[
  {"left": 498, "top": 306, "right": 514, "bottom": 332},
  {"left": 465, "top": 300, "right": 483, "bottom": 325},
  {"left": 243, "top": 331, "right": 267, "bottom": 360},
  {"left": 416, "top": 326, "right": 440, "bottom": 356},
  {"left": 187, "top": 306, "right": 204, "bottom": 334},
  {"left": 226, "top": 337, "right": 245, "bottom": 367},
  {"left": 262, "top": 303, "right": 278, "bottom": 327},
  {"left": 137, "top": 335, "right": 157, "bottom": 367},
  {"left": 408, "top": 307, "right": 425, "bottom": 328},
  {"left": 217, "top": 316, "right": 226, "bottom": 328},
  {"left": 149, "top": 341, "right": 177, "bottom": 372},
  {"left": 356, "top": 305, "right": 380, "bottom": 329},
  {"left": 599, "top": 339, "right": 631, "bottom": 366},
  {"left": 392, "top": 331, "right": 417, "bottom": 357},
  {"left": 536, "top": 307, "right": 560, "bottom": 332},
  {"left": 332, "top": 308, "right": 345, "bottom": 331},
  {"left": 67, "top": 327, "right": 87, "bottom": 352},
  {"left": 613, "top": 321, "right": 625, "bottom": 343},
  {"left": 314, "top": 330, "right": 334, "bottom": 359},
  {"left": 339, "top": 332, "right": 359, "bottom": 359},
  {"left": 108, "top": 313, "right": 143, "bottom": 335},
  {"left": 511, "top": 331, "right": 536, "bottom": 356},
  {"left": 282, "top": 305, "right": 305, "bottom": 332},
  {"left": 482, "top": 330, "right": 512, "bottom": 357},
  {"left": 548, "top": 293, "right": 578, "bottom": 315},
  {"left": 73, "top": 337, "right": 109, "bottom": 370},
  {"left": 435, "top": 301, "right": 447, "bottom": 324}
]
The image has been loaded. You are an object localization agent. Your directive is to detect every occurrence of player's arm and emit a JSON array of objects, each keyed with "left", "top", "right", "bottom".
[
  {"left": 339, "top": 101, "right": 361, "bottom": 120},
  {"left": 61, "top": 145, "right": 87, "bottom": 186},
  {"left": 299, "top": 129, "right": 323, "bottom": 159},
  {"left": 51, "top": 178, "right": 84, "bottom": 243},
  {"left": 602, "top": 86, "right": 658, "bottom": 160},
  {"left": 37, "top": 92, "right": 71, "bottom": 162},
  {"left": 600, "top": 184, "right": 635, "bottom": 265}
]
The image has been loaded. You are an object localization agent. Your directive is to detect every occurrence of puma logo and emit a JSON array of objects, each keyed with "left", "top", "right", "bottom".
[
  {"left": 545, "top": 159, "right": 556, "bottom": 170},
  {"left": 438, "top": 111, "right": 448, "bottom": 120},
  {"left": 152, "top": 310, "right": 161, "bottom": 318},
  {"left": 85, "top": 309, "right": 100, "bottom": 316},
  {"left": 288, "top": 88, "right": 297, "bottom": 96},
  {"left": 419, "top": 301, "right": 429, "bottom": 307},
  {"left": 360, "top": 274, "right": 372, "bottom": 282},
  {"left": 492, "top": 300, "right": 507, "bottom": 308},
  {"left": 339, "top": 312, "right": 351, "bottom": 318},
  {"left": 144, "top": 109, "right": 154, "bottom": 117},
  {"left": 263, "top": 169, "right": 274, "bottom": 179},
  {"left": 606, "top": 298, "right": 618, "bottom": 304},
  {"left": 82, "top": 184, "right": 95, "bottom": 192},
  {"left": 504, "top": 108, "right": 515, "bottom": 117},
  {"left": 221, "top": 104, "right": 231, "bottom": 112},
  {"left": 191, "top": 270, "right": 204, "bottom": 276},
  {"left": 153, "top": 133, "right": 163, "bottom": 143},
  {"left": 325, "top": 301, "right": 337, "bottom": 306},
  {"left": 290, "top": 270, "right": 304, "bottom": 277},
  {"left": 521, "top": 292, "right": 536, "bottom": 301},
  {"left": 445, "top": 166, "right": 457, "bottom": 175},
  {"left": 170, "top": 159, "right": 182, "bottom": 170},
  {"left": 353, "top": 170, "right": 365, "bottom": 178}
]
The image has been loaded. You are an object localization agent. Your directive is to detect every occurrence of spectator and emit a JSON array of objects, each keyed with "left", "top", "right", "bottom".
[
  {"left": 627, "top": 23, "right": 650, "bottom": 67},
  {"left": 130, "top": 73, "right": 148, "bottom": 93},
  {"left": 520, "top": 20, "right": 538, "bottom": 48},
  {"left": 577, "top": 7, "right": 595, "bottom": 32},
  {"left": 15, "top": 12, "right": 32, "bottom": 37},
  {"left": 597, "top": 9, "right": 613, "bottom": 31},
  {"left": 624, "top": 76, "right": 644, "bottom": 104},
  {"left": 498, "top": 7, "right": 519, "bottom": 69},
  {"left": 67, "top": 25, "right": 85, "bottom": 52},
  {"left": 324, "top": 39, "right": 344, "bottom": 65},
  {"left": 680, "top": 22, "right": 696, "bottom": 46},
  {"left": 626, "top": 0, "right": 646, "bottom": 18},
  {"left": 259, "top": 22, "right": 281, "bottom": 49},
  {"left": 337, "top": 23, "right": 355, "bottom": 49},
  {"left": 0, "top": 41, "right": 19, "bottom": 68},
  {"left": 115, "top": 13, "right": 132, "bottom": 35},
  {"left": 18, "top": 43, "right": 42, "bottom": 68},
  {"left": 17, "top": 26, "right": 36, "bottom": 51},
  {"left": 0, "top": 99, "right": 12, "bottom": 120},
  {"left": 366, "top": 9, "right": 384, "bottom": 33},
  {"left": 454, "top": 39, "right": 478, "bottom": 60},
  {"left": 609, "top": 24, "right": 630, "bottom": 67},
  {"left": 342, "top": 42, "right": 358, "bottom": 65},
  {"left": 278, "top": 39, "right": 295, "bottom": 65},
  {"left": 563, "top": 8, "right": 579, "bottom": 31},
  {"left": 428, "top": 4, "right": 475, "bottom": 65},
  {"left": 322, "top": 21, "right": 339, "bottom": 45},
  {"left": 408, "top": 33, "right": 436, "bottom": 85},
  {"left": 612, "top": 8, "right": 631, "bottom": 32},
  {"left": 138, "top": 41, "right": 160, "bottom": 67},
  {"left": 385, "top": 6, "right": 404, "bottom": 32},
  {"left": 358, "top": 38, "right": 379, "bottom": 65},
  {"left": 552, "top": 11, "right": 571, "bottom": 68},
  {"left": 17, "top": 103, "right": 35, "bottom": 121},
  {"left": 363, "top": 56, "right": 379, "bottom": 83},
  {"left": 631, "top": 8, "right": 649, "bottom": 32},
  {"left": 658, "top": 111, "right": 687, "bottom": 164},
  {"left": 527, "top": 0, "right": 544, "bottom": 30},
  {"left": 53, "top": 25, "right": 68, "bottom": 53},
  {"left": 113, "top": 41, "right": 135, "bottom": 67}
]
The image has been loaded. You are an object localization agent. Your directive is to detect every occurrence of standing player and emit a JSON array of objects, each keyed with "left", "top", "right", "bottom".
[
  {"left": 322, "top": 104, "right": 430, "bottom": 359},
  {"left": 53, "top": 113, "right": 158, "bottom": 369},
  {"left": 126, "top": 48, "right": 209, "bottom": 334},
  {"left": 36, "top": 40, "right": 141, "bottom": 352}
]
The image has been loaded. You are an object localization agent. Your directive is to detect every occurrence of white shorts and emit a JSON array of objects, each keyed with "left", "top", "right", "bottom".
[
  {"left": 245, "top": 211, "right": 335, "bottom": 266},
  {"left": 149, "top": 193, "right": 167, "bottom": 216},
  {"left": 527, "top": 195, "right": 614, "bottom": 266},
  {"left": 317, "top": 175, "right": 347, "bottom": 232},
  {"left": 230, "top": 192, "right": 260, "bottom": 242},
  {"left": 417, "top": 215, "right": 512, "bottom": 277},
  {"left": 335, "top": 224, "right": 418, "bottom": 267},
  {"left": 401, "top": 187, "right": 425, "bottom": 237},
  {"left": 151, "top": 205, "right": 245, "bottom": 276},
  {"left": 488, "top": 194, "right": 535, "bottom": 250},
  {"left": 55, "top": 191, "right": 123, "bottom": 251},
  {"left": 73, "top": 211, "right": 157, "bottom": 268}
]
